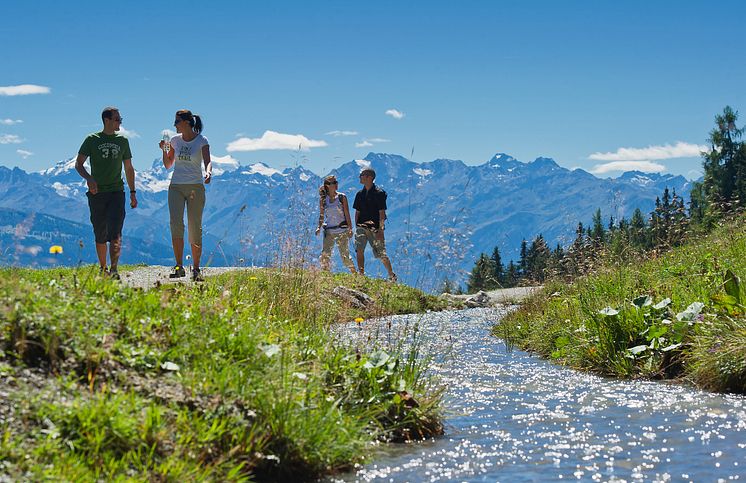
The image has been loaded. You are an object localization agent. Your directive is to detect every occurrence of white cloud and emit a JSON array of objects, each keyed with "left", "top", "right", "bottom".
[
  {"left": 210, "top": 154, "right": 240, "bottom": 175},
  {"left": 0, "top": 84, "right": 51, "bottom": 96},
  {"left": 355, "top": 137, "right": 390, "bottom": 148},
  {"left": 0, "top": 119, "right": 23, "bottom": 125},
  {"left": 226, "top": 130, "right": 327, "bottom": 152},
  {"left": 0, "top": 134, "right": 23, "bottom": 144},
  {"left": 385, "top": 108, "right": 405, "bottom": 119},
  {"left": 326, "top": 130, "right": 358, "bottom": 137},
  {"left": 117, "top": 126, "right": 140, "bottom": 139},
  {"left": 588, "top": 142, "right": 706, "bottom": 161},
  {"left": 16, "top": 149, "right": 33, "bottom": 158},
  {"left": 590, "top": 161, "right": 666, "bottom": 174}
]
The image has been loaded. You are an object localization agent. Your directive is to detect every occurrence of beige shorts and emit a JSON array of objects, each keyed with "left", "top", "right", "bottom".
[
  {"left": 168, "top": 184, "right": 205, "bottom": 246},
  {"left": 354, "top": 226, "right": 388, "bottom": 259}
]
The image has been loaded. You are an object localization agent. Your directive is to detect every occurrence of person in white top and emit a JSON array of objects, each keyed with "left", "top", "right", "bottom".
[
  {"left": 159, "top": 109, "right": 212, "bottom": 281},
  {"left": 315, "top": 175, "right": 357, "bottom": 273}
]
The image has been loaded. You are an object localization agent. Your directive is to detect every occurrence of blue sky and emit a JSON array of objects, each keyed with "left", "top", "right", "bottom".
[{"left": 1, "top": 0, "right": 744, "bottom": 179}]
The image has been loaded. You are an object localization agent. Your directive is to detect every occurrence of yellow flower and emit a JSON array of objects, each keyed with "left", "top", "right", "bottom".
[
  {"left": 249, "top": 276, "right": 258, "bottom": 281},
  {"left": 49, "top": 245, "right": 63, "bottom": 254},
  {"left": 354, "top": 317, "right": 364, "bottom": 324}
]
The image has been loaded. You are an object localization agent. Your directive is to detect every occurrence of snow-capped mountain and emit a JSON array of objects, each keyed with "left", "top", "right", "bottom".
[{"left": 0, "top": 152, "right": 692, "bottom": 289}]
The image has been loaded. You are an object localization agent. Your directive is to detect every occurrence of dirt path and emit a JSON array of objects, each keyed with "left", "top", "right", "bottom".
[
  {"left": 119, "top": 265, "right": 247, "bottom": 290},
  {"left": 449, "top": 286, "right": 541, "bottom": 305}
]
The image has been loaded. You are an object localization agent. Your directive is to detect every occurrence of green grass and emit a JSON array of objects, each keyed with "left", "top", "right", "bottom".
[
  {"left": 495, "top": 214, "right": 746, "bottom": 393},
  {"left": 0, "top": 266, "right": 447, "bottom": 481}
]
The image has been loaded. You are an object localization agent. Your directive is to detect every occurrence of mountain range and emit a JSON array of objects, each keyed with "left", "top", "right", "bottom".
[{"left": 0, "top": 152, "right": 692, "bottom": 290}]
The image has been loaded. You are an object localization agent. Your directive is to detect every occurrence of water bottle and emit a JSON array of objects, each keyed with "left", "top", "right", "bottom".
[{"left": 162, "top": 131, "right": 170, "bottom": 153}]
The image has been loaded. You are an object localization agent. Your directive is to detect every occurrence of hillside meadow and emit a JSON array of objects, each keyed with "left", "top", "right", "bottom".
[
  {"left": 0, "top": 266, "right": 451, "bottom": 481},
  {"left": 496, "top": 214, "right": 746, "bottom": 393}
]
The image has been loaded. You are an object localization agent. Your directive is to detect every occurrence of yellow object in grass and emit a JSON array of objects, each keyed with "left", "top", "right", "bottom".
[
  {"left": 49, "top": 245, "right": 63, "bottom": 254},
  {"left": 354, "top": 317, "right": 364, "bottom": 324}
]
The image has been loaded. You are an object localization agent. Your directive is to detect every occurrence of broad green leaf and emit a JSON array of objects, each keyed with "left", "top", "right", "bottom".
[
  {"left": 364, "top": 350, "right": 390, "bottom": 369},
  {"left": 676, "top": 302, "right": 705, "bottom": 321},
  {"left": 260, "top": 344, "right": 281, "bottom": 358},
  {"left": 647, "top": 325, "right": 668, "bottom": 339},
  {"left": 653, "top": 298, "right": 671, "bottom": 310},
  {"left": 633, "top": 295, "right": 652, "bottom": 308},
  {"left": 661, "top": 343, "right": 682, "bottom": 352},
  {"left": 555, "top": 335, "right": 570, "bottom": 349},
  {"left": 599, "top": 307, "right": 619, "bottom": 316},
  {"left": 712, "top": 293, "right": 737, "bottom": 305},
  {"left": 724, "top": 269, "right": 741, "bottom": 304},
  {"left": 628, "top": 345, "right": 648, "bottom": 355}
]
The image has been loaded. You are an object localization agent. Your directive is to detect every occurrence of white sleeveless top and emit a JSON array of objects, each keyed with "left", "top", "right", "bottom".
[{"left": 323, "top": 193, "right": 347, "bottom": 234}]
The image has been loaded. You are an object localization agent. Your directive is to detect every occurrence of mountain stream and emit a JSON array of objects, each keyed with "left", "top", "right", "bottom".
[{"left": 331, "top": 308, "right": 746, "bottom": 482}]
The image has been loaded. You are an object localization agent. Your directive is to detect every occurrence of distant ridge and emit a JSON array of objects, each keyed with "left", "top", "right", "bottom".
[{"left": 0, "top": 152, "right": 693, "bottom": 288}]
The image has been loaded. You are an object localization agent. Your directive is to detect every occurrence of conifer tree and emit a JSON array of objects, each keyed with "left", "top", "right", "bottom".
[
  {"left": 526, "top": 234, "right": 551, "bottom": 282},
  {"left": 519, "top": 239, "right": 528, "bottom": 276},
  {"left": 591, "top": 208, "right": 606, "bottom": 245},
  {"left": 702, "top": 106, "right": 746, "bottom": 215},
  {"left": 506, "top": 260, "right": 518, "bottom": 287},
  {"left": 467, "top": 253, "right": 494, "bottom": 293},
  {"left": 491, "top": 246, "right": 504, "bottom": 287}
]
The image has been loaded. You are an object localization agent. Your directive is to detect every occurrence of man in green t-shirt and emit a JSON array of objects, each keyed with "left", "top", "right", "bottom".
[{"left": 75, "top": 106, "right": 138, "bottom": 279}]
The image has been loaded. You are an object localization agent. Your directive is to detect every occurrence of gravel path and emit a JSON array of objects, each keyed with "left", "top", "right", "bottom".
[
  {"left": 449, "top": 286, "right": 541, "bottom": 305},
  {"left": 119, "top": 265, "right": 247, "bottom": 290}
]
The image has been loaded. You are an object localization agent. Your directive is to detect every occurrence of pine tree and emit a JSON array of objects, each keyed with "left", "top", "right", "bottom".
[
  {"left": 467, "top": 253, "right": 494, "bottom": 293},
  {"left": 518, "top": 239, "right": 528, "bottom": 277},
  {"left": 630, "top": 208, "right": 647, "bottom": 248},
  {"left": 591, "top": 208, "right": 606, "bottom": 245},
  {"left": 689, "top": 182, "right": 707, "bottom": 226},
  {"left": 702, "top": 106, "right": 746, "bottom": 215},
  {"left": 491, "top": 246, "right": 504, "bottom": 287},
  {"left": 506, "top": 261, "right": 518, "bottom": 287},
  {"left": 526, "top": 234, "right": 551, "bottom": 282}
]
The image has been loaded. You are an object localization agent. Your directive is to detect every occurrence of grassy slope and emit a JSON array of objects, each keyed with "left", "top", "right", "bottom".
[
  {"left": 495, "top": 215, "right": 746, "bottom": 393},
  {"left": 0, "top": 267, "right": 451, "bottom": 481}
]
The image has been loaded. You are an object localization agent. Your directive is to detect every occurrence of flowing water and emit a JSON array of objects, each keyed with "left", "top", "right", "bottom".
[{"left": 331, "top": 308, "right": 746, "bottom": 482}]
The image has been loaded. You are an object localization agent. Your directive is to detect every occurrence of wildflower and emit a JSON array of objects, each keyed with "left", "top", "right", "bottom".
[
  {"left": 355, "top": 317, "right": 364, "bottom": 324},
  {"left": 249, "top": 276, "right": 258, "bottom": 281},
  {"left": 49, "top": 245, "right": 63, "bottom": 254}
]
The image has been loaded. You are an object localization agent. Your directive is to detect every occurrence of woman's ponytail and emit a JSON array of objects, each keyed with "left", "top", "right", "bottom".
[{"left": 192, "top": 114, "right": 203, "bottom": 134}]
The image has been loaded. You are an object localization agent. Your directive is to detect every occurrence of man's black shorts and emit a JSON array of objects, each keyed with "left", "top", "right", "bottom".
[{"left": 86, "top": 191, "right": 126, "bottom": 243}]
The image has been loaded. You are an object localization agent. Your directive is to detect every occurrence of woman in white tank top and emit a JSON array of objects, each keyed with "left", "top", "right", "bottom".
[
  {"left": 316, "top": 175, "right": 356, "bottom": 273},
  {"left": 159, "top": 109, "right": 212, "bottom": 282}
]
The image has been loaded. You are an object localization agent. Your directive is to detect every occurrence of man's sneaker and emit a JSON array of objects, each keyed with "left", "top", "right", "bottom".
[
  {"left": 99, "top": 266, "right": 109, "bottom": 276},
  {"left": 192, "top": 267, "right": 204, "bottom": 282},
  {"left": 109, "top": 268, "right": 120, "bottom": 280},
  {"left": 169, "top": 265, "right": 186, "bottom": 278},
  {"left": 388, "top": 273, "right": 398, "bottom": 283}
]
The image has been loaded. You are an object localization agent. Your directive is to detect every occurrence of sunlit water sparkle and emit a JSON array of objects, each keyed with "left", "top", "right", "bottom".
[{"left": 330, "top": 308, "right": 746, "bottom": 482}]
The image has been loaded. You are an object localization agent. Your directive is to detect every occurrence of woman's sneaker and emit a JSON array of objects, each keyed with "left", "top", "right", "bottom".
[
  {"left": 192, "top": 267, "right": 204, "bottom": 282},
  {"left": 169, "top": 265, "right": 186, "bottom": 278}
]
